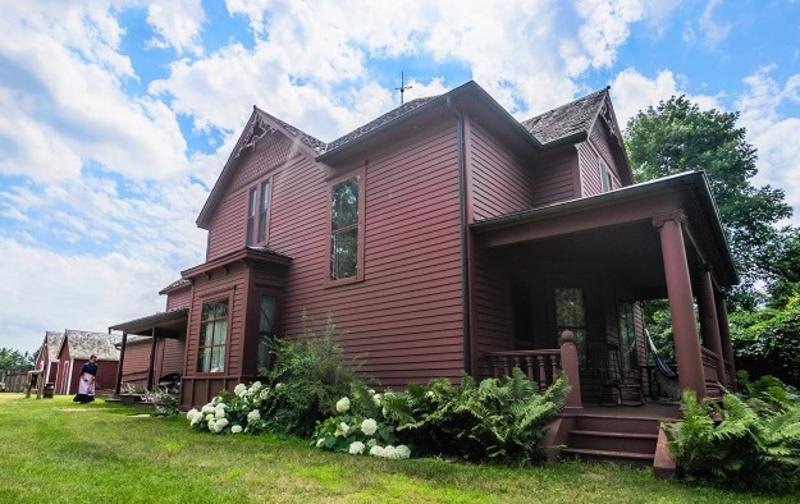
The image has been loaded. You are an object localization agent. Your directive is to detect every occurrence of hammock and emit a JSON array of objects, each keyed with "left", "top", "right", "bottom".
[{"left": 646, "top": 329, "right": 679, "bottom": 399}]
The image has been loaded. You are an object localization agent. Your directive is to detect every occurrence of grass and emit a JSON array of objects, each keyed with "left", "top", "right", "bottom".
[{"left": 0, "top": 394, "right": 794, "bottom": 503}]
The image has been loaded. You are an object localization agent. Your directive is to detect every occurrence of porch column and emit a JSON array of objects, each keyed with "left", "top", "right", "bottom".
[
  {"left": 715, "top": 291, "right": 737, "bottom": 389},
  {"left": 697, "top": 266, "right": 727, "bottom": 386},
  {"left": 147, "top": 327, "right": 158, "bottom": 391},
  {"left": 114, "top": 331, "right": 127, "bottom": 396},
  {"left": 559, "top": 330, "right": 583, "bottom": 413},
  {"left": 653, "top": 213, "right": 706, "bottom": 398}
]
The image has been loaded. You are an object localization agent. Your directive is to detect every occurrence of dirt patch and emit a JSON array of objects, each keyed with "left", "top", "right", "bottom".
[{"left": 59, "top": 408, "right": 112, "bottom": 413}]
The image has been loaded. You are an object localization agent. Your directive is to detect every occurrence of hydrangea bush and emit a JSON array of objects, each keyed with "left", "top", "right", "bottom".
[
  {"left": 185, "top": 381, "right": 271, "bottom": 435},
  {"left": 312, "top": 387, "right": 410, "bottom": 460}
]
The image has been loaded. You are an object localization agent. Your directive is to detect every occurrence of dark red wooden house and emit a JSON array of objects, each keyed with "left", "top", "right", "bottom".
[
  {"left": 110, "top": 81, "right": 737, "bottom": 465},
  {"left": 33, "top": 331, "right": 64, "bottom": 385}
]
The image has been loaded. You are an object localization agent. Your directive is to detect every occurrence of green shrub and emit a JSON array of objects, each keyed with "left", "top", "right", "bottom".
[
  {"left": 381, "top": 369, "right": 569, "bottom": 464},
  {"left": 259, "top": 314, "right": 367, "bottom": 437},
  {"left": 311, "top": 387, "right": 403, "bottom": 458},
  {"left": 665, "top": 383, "right": 800, "bottom": 493},
  {"left": 730, "top": 295, "right": 800, "bottom": 387}
]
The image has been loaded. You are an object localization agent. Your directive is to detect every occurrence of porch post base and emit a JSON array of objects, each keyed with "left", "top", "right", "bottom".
[{"left": 653, "top": 425, "right": 677, "bottom": 479}]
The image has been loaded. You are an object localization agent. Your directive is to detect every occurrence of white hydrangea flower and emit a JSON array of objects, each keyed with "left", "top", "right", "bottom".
[
  {"left": 369, "top": 445, "right": 385, "bottom": 457},
  {"left": 360, "top": 418, "right": 378, "bottom": 436},
  {"left": 348, "top": 441, "right": 365, "bottom": 455},
  {"left": 234, "top": 383, "right": 247, "bottom": 397},
  {"left": 250, "top": 381, "right": 262, "bottom": 392},
  {"left": 316, "top": 438, "right": 325, "bottom": 448},
  {"left": 212, "top": 397, "right": 222, "bottom": 405},
  {"left": 382, "top": 406, "right": 389, "bottom": 418},
  {"left": 367, "top": 439, "right": 378, "bottom": 448},
  {"left": 190, "top": 416, "right": 202, "bottom": 427},
  {"left": 275, "top": 383, "right": 283, "bottom": 389},
  {"left": 247, "top": 409, "right": 261, "bottom": 423},
  {"left": 336, "top": 397, "right": 350, "bottom": 413},
  {"left": 395, "top": 445, "right": 411, "bottom": 459},
  {"left": 259, "top": 388, "right": 270, "bottom": 401},
  {"left": 231, "top": 425, "right": 243, "bottom": 434},
  {"left": 368, "top": 389, "right": 376, "bottom": 395},
  {"left": 186, "top": 408, "right": 199, "bottom": 420},
  {"left": 208, "top": 419, "right": 216, "bottom": 432},
  {"left": 425, "top": 391, "right": 435, "bottom": 399},
  {"left": 372, "top": 393, "right": 382, "bottom": 407},
  {"left": 335, "top": 422, "right": 349, "bottom": 437},
  {"left": 201, "top": 404, "right": 215, "bottom": 414},
  {"left": 214, "top": 408, "right": 226, "bottom": 420},
  {"left": 205, "top": 413, "right": 214, "bottom": 422}
]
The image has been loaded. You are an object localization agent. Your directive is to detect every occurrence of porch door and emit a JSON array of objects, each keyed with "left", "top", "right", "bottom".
[{"left": 548, "top": 275, "right": 605, "bottom": 401}]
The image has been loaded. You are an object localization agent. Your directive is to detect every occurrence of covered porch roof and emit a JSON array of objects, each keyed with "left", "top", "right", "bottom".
[
  {"left": 108, "top": 308, "right": 188, "bottom": 338},
  {"left": 471, "top": 172, "right": 738, "bottom": 298}
]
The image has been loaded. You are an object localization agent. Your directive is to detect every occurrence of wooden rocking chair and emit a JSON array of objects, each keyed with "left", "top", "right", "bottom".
[{"left": 589, "top": 343, "right": 645, "bottom": 406}]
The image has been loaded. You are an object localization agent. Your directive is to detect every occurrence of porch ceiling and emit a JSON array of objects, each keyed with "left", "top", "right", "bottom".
[
  {"left": 108, "top": 308, "right": 188, "bottom": 338},
  {"left": 471, "top": 172, "right": 738, "bottom": 290}
]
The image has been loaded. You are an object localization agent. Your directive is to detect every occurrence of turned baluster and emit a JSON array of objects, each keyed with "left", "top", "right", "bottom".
[{"left": 536, "top": 355, "right": 547, "bottom": 393}]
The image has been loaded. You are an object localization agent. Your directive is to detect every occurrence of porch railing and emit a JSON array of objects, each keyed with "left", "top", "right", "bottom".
[
  {"left": 485, "top": 349, "right": 562, "bottom": 392},
  {"left": 700, "top": 345, "right": 720, "bottom": 384}
]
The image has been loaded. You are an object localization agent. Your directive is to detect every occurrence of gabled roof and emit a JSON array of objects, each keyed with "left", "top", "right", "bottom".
[
  {"left": 197, "top": 81, "right": 626, "bottom": 227},
  {"left": 44, "top": 331, "right": 63, "bottom": 362},
  {"left": 59, "top": 330, "right": 120, "bottom": 361},
  {"left": 324, "top": 97, "right": 440, "bottom": 153},
  {"left": 521, "top": 87, "right": 609, "bottom": 145},
  {"left": 158, "top": 278, "right": 191, "bottom": 295}
]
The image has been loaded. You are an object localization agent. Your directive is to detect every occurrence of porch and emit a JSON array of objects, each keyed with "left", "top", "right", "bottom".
[
  {"left": 468, "top": 173, "right": 738, "bottom": 464},
  {"left": 108, "top": 308, "right": 189, "bottom": 395}
]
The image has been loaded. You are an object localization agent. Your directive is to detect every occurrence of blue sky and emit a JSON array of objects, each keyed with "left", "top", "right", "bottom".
[{"left": 1, "top": 0, "right": 799, "bottom": 351}]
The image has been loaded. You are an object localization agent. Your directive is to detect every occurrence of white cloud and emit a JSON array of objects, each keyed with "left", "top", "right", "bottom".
[
  {"left": 0, "top": 2, "right": 188, "bottom": 182},
  {"left": 146, "top": 0, "right": 207, "bottom": 55},
  {"left": 0, "top": 237, "right": 177, "bottom": 350},
  {"left": 609, "top": 67, "right": 722, "bottom": 128},
  {"left": 737, "top": 66, "right": 800, "bottom": 224},
  {"left": 575, "top": 0, "right": 645, "bottom": 70},
  {"left": 698, "top": 0, "right": 732, "bottom": 48}
]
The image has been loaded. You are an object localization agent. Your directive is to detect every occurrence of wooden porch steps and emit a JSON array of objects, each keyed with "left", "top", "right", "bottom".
[{"left": 561, "top": 406, "right": 679, "bottom": 466}]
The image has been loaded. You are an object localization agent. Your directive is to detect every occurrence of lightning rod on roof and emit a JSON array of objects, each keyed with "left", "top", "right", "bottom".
[{"left": 395, "top": 71, "right": 413, "bottom": 105}]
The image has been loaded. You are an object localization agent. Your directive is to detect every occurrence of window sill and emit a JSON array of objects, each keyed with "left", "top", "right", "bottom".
[{"left": 324, "top": 275, "right": 365, "bottom": 289}]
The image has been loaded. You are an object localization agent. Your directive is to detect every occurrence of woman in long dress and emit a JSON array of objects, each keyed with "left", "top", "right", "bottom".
[{"left": 73, "top": 354, "right": 98, "bottom": 404}]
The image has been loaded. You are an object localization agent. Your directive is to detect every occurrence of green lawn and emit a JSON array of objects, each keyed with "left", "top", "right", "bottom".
[{"left": 0, "top": 394, "right": 793, "bottom": 503}]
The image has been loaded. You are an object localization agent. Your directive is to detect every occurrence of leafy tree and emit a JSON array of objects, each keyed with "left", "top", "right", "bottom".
[
  {"left": 0, "top": 347, "right": 34, "bottom": 371},
  {"left": 729, "top": 294, "right": 800, "bottom": 387},
  {"left": 625, "top": 96, "right": 796, "bottom": 309}
]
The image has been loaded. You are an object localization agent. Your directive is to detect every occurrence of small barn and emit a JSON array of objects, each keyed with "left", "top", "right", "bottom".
[
  {"left": 54, "top": 330, "right": 120, "bottom": 395},
  {"left": 33, "top": 331, "right": 65, "bottom": 385}
]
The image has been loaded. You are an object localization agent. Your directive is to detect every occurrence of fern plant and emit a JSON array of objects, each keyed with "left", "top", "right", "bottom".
[
  {"left": 665, "top": 383, "right": 800, "bottom": 493},
  {"left": 382, "top": 368, "right": 569, "bottom": 464}
]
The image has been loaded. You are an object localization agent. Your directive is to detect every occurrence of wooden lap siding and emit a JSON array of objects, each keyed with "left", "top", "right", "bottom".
[
  {"left": 588, "top": 122, "right": 623, "bottom": 189},
  {"left": 530, "top": 150, "right": 580, "bottom": 207},
  {"left": 578, "top": 122, "right": 624, "bottom": 197},
  {"left": 122, "top": 339, "right": 186, "bottom": 387},
  {"left": 181, "top": 263, "right": 249, "bottom": 408},
  {"left": 275, "top": 118, "right": 465, "bottom": 387},
  {"left": 121, "top": 341, "right": 151, "bottom": 386},
  {"left": 166, "top": 286, "right": 192, "bottom": 311},
  {"left": 468, "top": 119, "right": 533, "bottom": 221},
  {"left": 206, "top": 133, "right": 301, "bottom": 261}
]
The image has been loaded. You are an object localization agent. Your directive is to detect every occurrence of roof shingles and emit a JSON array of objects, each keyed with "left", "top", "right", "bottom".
[{"left": 521, "top": 87, "right": 609, "bottom": 145}]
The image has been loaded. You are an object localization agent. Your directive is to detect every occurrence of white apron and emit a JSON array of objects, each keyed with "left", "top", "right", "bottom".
[{"left": 78, "top": 372, "right": 96, "bottom": 396}]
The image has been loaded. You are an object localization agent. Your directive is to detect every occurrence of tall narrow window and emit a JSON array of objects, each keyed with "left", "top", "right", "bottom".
[
  {"left": 330, "top": 176, "right": 360, "bottom": 280},
  {"left": 599, "top": 160, "right": 613, "bottom": 192},
  {"left": 257, "top": 294, "right": 279, "bottom": 371},
  {"left": 197, "top": 300, "right": 228, "bottom": 372},
  {"left": 555, "top": 288, "right": 587, "bottom": 368},
  {"left": 618, "top": 302, "right": 638, "bottom": 373},
  {"left": 246, "top": 187, "right": 257, "bottom": 246},
  {"left": 257, "top": 180, "right": 271, "bottom": 243}
]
